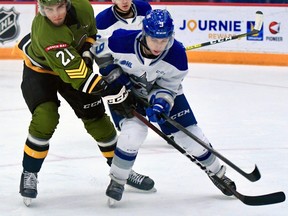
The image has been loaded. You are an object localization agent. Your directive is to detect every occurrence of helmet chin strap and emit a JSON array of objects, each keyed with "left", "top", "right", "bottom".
[
  {"left": 137, "top": 37, "right": 161, "bottom": 59},
  {"left": 137, "top": 37, "right": 151, "bottom": 52}
]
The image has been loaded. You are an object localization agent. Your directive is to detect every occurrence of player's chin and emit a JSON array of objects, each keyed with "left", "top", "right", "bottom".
[
  {"left": 121, "top": 5, "right": 129, "bottom": 11},
  {"left": 152, "top": 50, "right": 162, "bottom": 56},
  {"left": 52, "top": 19, "right": 65, "bottom": 26}
]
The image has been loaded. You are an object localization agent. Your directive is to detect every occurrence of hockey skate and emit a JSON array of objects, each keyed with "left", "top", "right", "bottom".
[
  {"left": 19, "top": 170, "right": 38, "bottom": 206},
  {"left": 106, "top": 179, "right": 125, "bottom": 207},
  {"left": 208, "top": 165, "right": 236, "bottom": 196},
  {"left": 126, "top": 170, "right": 156, "bottom": 192}
]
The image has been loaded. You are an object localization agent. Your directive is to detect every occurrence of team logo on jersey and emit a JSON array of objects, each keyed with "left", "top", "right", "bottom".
[
  {"left": 0, "top": 7, "right": 20, "bottom": 44},
  {"left": 119, "top": 60, "right": 132, "bottom": 68}
]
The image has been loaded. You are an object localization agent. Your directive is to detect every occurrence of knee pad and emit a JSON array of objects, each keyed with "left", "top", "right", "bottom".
[
  {"left": 117, "top": 117, "right": 148, "bottom": 152},
  {"left": 82, "top": 113, "right": 117, "bottom": 142},
  {"left": 29, "top": 102, "right": 59, "bottom": 140},
  {"left": 173, "top": 124, "right": 209, "bottom": 157}
]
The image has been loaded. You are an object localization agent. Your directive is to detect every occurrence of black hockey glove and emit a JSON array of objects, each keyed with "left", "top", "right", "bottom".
[
  {"left": 90, "top": 75, "right": 109, "bottom": 95},
  {"left": 99, "top": 64, "right": 136, "bottom": 118},
  {"left": 104, "top": 86, "right": 136, "bottom": 118},
  {"left": 81, "top": 42, "right": 94, "bottom": 70}
]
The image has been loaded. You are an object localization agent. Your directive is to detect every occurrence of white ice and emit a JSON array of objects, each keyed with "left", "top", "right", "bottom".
[{"left": 0, "top": 60, "right": 287, "bottom": 216}]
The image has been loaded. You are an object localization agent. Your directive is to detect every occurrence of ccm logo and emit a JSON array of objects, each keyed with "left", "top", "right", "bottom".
[
  {"left": 83, "top": 100, "right": 102, "bottom": 109},
  {"left": 170, "top": 109, "right": 190, "bottom": 119},
  {"left": 106, "top": 90, "right": 129, "bottom": 104}
]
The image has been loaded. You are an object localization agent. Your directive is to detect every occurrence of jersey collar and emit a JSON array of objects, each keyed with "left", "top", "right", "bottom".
[{"left": 112, "top": 3, "right": 137, "bottom": 24}]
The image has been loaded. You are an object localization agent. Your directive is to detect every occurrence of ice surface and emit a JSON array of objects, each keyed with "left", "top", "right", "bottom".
[{"left": 0, "top": 60, "right": 287, "bottom": 215}]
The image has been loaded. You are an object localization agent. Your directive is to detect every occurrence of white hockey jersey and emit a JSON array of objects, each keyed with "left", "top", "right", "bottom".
[
  {"left": 95, "top": 0, "right": 151, "bottom": 39},
  {"left": 92, "top": 29, "right": 188, "bottom": 100}
]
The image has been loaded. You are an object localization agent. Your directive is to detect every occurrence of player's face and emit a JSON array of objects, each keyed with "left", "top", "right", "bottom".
[
  {"left": 43, "top": 3, "right": 67, "bottom": 26},
  {"left": 145, "top": 36, "right": 170, "bottom": 56},
  {"left": 113, "top": 0, "right": 132, "bottom": 12}
]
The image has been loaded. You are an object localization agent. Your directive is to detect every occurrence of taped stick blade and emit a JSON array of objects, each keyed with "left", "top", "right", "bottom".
[{"left": 254, "top": 11, "right": 264, "bottom": 31}]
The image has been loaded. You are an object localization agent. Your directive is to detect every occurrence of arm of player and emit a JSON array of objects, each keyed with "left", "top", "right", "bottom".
[
  {"left": 80, "top": 36, "right": 96, "bottom": 70},
  {"left": 100, "top": 64, "right": 135, "bottom": 118}
]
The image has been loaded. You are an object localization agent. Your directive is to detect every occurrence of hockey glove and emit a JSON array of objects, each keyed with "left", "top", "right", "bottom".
[
  {"left": 99, "top": 64, "right": 132, "bottom": 90},
  {"left": 146, "top": 95, "right": 171, "bottom": 124},
  {"left": 104, "top": 86, "right": 136, "bottom": 118},
  {"left": 90, "top": 76, "right": 109, "bottom": 95},
  {"left": 100, "top": 64, "right": 135, "bottom": 118},
  {"left": 81, "top": 42, "right": 94, "bottom": 70}
]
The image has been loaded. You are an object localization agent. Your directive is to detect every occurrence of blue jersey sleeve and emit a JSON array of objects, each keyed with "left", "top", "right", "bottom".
[
  {"left": 163, "top": 41, "right": 188, "bottom": 71},
  {"left": 108, "top": 29, "right": 141, "bottom": 54}
]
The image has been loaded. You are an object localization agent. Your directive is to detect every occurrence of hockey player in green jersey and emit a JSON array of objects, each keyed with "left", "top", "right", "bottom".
[{"left": 17, "top": 0, "right": 154, "bottom": 206}]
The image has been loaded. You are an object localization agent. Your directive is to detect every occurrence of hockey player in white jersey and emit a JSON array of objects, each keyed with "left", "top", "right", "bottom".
[
  {"left": 91, "top": 9, "right": 236, "bottom": 204},
  {"left": 96, "top": 0, "right": 151, "bottom": 39},
  {"left": 95, "top": 0, "right": 155, "bottom": 194}
]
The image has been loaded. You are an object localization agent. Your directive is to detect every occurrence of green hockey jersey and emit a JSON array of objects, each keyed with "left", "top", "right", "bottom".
[{"left": 19, "top": 0, "right": 98, "bottom": 93}]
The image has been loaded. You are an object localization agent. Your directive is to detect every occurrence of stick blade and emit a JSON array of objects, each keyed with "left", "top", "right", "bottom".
[
  {"left": 246, "top": 165, "right": 261, "bottom": 182},
  {"left": 254, "top": 11, "right": 264, "bottom": 31},
  {"left": 242, "top": 192, "right": 286, "bottom": 206}
]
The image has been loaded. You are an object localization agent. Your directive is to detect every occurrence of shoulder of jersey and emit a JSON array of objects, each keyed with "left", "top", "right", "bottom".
[
  {"left": 108, "top": 29, "right": 140, "bottom": 52},
  {"left": 32, "top": 16, "right": 73, "bottom": 52},
  {"left": 133, "top": 0, "right": 152, "bottom": 15},
  {"left": 96, "top": 7, "right": 117, "bottom": 29},
  {"left": 164, "top": 40, "right": 188, "bottom": 71}
]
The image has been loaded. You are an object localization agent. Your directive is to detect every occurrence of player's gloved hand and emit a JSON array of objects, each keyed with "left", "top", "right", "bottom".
[
  {"left": 90, "top": 75, "right": 109, "bottom": 95},
  {"left": 99, "top": 64, "right": 132, "bottom": 89},
  {"left": 104, "top": 86, "right": 136, "bottom": 118},
  {"left": 82, "top": 51, "right": 93, "bottom": 70},
  {"left": 100, "top": 64, "right": 135, "bottom": 118},
  {"left": 146, "top": 95, "right": 170, "bottom": 124},
  {"left": 81, "top": 42, "right": 94, "bottom": 70}
]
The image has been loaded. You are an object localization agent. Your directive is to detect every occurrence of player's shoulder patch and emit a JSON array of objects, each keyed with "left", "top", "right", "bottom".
[{"left": 45, "top": 43, "right": 69, "bottom": 52}]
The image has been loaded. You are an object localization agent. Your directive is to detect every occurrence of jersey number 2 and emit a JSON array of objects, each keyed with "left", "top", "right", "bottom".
[{"left": 56, "top": 48, "right": 75, "bottom": 66}]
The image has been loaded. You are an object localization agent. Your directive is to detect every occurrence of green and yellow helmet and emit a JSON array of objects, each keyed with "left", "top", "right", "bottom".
[{"left": 38, "top": 0, "right": 71, "bottom": 16}]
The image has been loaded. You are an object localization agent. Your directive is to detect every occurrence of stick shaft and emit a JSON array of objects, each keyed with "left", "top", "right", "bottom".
[{"left": 185, "top": 11, "right": 263, "bottom": 51}]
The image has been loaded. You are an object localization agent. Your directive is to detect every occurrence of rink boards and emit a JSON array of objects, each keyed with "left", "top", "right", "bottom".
[{"left": 0, "top": 2, "right": 287, "bottom": 65}]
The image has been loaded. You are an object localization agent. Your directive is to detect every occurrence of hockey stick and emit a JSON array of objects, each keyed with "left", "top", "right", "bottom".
[
  {"left": 132, "top": 110, "right": 286, "bottom": 206},
  {"left": 162, "top": 112, "right": 261, "bottom": 182},
  {"left": 137, "top": 98, "right": 260, "bottom": 182},
  {"left": 185, "top": 11, "right": 264, "bottom": 51}
]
